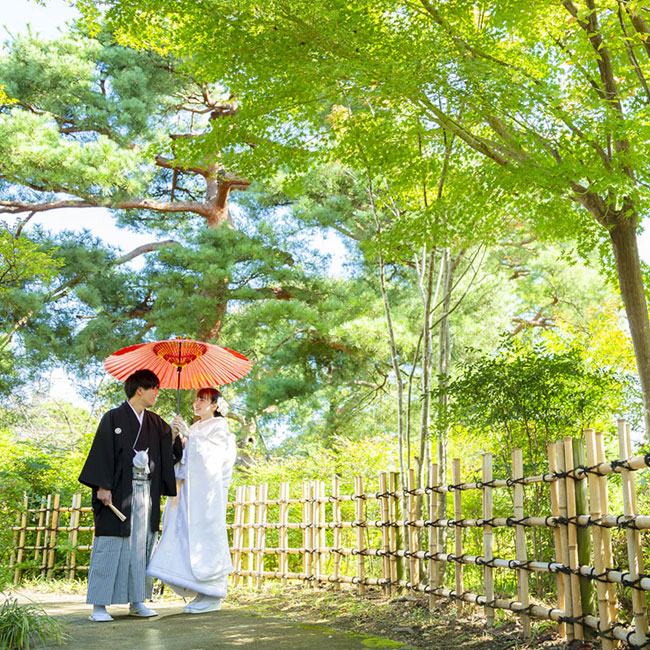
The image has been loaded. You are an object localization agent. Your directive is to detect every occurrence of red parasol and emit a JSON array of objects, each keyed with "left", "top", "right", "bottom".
[{"left": 104, "top": 337, "right": 252, "bottom": 412}]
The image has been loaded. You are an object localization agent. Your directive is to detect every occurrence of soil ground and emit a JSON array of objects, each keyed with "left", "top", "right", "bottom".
[
  {"left": 9, "top": 584, "right": 588, "bottom": 649},
  {"left": 10, "top": 588, "right": 414, "bottom": 650}
]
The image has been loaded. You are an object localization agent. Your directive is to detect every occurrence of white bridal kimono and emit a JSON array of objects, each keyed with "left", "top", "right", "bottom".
[{"left": 147, "top": 416, "right": 237, "bottom": 598}]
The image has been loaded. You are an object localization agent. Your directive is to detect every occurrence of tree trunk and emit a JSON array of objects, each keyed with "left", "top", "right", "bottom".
[
  {"left": 417, "top": 247, "right": 437, "bottom": 489},
  {"left": 436, "top": 248, "right": 454, "bottom": 553},
  {"left": 608, "top": 213, "right": 650, "bottom": 439}
]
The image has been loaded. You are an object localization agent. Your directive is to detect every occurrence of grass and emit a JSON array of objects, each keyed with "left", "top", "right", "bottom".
[
  {"left": 226, "top": 583, "right": 568, "bottom": 650},
  {"left": 7, "top": 576, "right": 86, "bottom": 596},
  {"left": 0, "top": 594, "right": 66, "bottom": 650}
]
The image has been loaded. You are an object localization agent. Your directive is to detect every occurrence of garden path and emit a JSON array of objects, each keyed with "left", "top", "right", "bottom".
[{"left": 15, "top": 590, "right": 410, "bottom": 649}]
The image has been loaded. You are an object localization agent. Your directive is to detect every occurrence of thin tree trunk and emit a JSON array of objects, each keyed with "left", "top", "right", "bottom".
[
  {"left": 368, "top": 178, "right": 409, "bottom": 548},
  {"left": 436, "top": 249, "right": 452, "bottom": 527},
  {"left": 417, "top": 247, "right": 437, "bottom": 489}
]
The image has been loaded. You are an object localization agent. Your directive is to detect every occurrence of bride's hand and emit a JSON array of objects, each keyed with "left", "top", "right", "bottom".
[{"left": 171, "top": 415, "right": 189, "bottom": 437}]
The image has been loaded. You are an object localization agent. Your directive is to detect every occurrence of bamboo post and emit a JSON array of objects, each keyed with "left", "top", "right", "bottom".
[
  {"left": 388, "top": 471, "right": 400, "bottom": 595},
  {"left": 34, "top": 495, "right": 46, "bottom": 567},
  {"left": 407, "top": 468, "right": 419, "bottom": 588},
  {"left": 584, "top": 429, "right": 614, "bottom": 650},
  {"left": 617, "top": 419, "right": 649, "bottom": 644},
  {"left": 573, "top": 438, "right": 595, "bottom": 631},
  {"left": 279, "top": 481, "right": 290, "bottom": 585},
  {"left": 548, "top": 443, "right": 567, "bottom": 640},
  {"left": 332, "top": 475, "right": 342, "bottom": 591},
  {"left": 452, "top": 459, "right": 463, "bottom": 613},
  {"left": 46, "top": 493, "right": 60, "bottom": 579},
  {"left": 354, "top": 476, "right": 366, "bottom": 595},
  {"left": 379, "top": 472, "right": 391, "bottom": 598},
  {"left": 555, "top": 441, "right": 575, "bottom": 642},
  {"left": 318, "top": 479, "right": 326, "bottom": 586},
  {"left": 563, "top": 437, "right": 583, "bottom": 641},
  {"left": 230, "top": 485, "right": 244, "bottom": 586},
  {"left": 595, "top": 430, "right": 618, "bottom": 624},
  {"left": 9, "top": 507, "right": 19, "bottom": 580},
  {"left": 13, "top": 495, "right": 29, "bottom": 583},
  {"left": 625, "top": 423, "right": 644, "bottom": 551},
  {"left": 301, "top": 481, "right": 312, "bottom": 585},
  {"left": 482, "top": 453, "right": 495, "bottom": 628},
  {"left": 246, "top": 484, "right": 256, "bottom": 588},
  {"left": 428, "top": 462, "right": 439, "bottom": 610},
  {"left": 67, "top": 493, "right": 81, "bottom": 580},
  {"left": 40, "top": 494, "right": 52, "bottom": 574},
  {"left": 511, "top": 449, "right": 529, "bottom": 638},
  {"left": 254, "top": 483, "right": 268, "bottom": 589},
  {"left": 311, "top": 481, "right": 320, "bottom": 587}
]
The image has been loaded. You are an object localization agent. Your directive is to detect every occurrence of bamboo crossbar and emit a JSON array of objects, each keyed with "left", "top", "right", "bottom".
[
  {"left": 220, "top": 513, "right": 650, "bottom": 530},
  {"left": 7, "top": 423, "right": 650, "bottom": 649}
]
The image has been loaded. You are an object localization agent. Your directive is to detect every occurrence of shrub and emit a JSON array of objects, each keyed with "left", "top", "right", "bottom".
[{"left": 0, "top": 595, "right": 65, "bottom": 649}]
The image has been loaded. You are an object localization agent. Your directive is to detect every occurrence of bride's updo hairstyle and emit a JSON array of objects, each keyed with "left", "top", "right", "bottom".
[{"left": 196, "top": 387, "right": 228, "bottom": 417}]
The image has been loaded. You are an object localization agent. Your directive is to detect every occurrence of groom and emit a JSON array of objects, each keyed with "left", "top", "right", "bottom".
[{"left": 79, "top": 369, "right": 182, "bottom": 622}]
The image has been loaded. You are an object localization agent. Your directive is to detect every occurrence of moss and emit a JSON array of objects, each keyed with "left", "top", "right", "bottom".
[{"left": 361, "top": 637, "right": 405, "bottom": 648}]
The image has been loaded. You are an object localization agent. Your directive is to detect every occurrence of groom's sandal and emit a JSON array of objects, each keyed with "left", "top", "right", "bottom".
[{"left": 129, "top": 604, "right": 158, "bottom": 618}]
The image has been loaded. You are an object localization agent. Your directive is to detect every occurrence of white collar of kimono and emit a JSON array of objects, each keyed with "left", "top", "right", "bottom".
[
  {"left": 126, "top": 400, "right": 145, "bottom": 451},
  {"left": 126, "top": 400, "right": 145, "bottom": 425}
]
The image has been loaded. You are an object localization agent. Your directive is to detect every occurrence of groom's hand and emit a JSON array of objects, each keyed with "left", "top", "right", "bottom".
[{"left": 97, "top": 487, "right": 112, "bottom": 506}]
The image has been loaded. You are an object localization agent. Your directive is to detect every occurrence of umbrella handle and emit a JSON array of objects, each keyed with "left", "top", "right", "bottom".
[{"left": 176, "top": 366, "right": 181, "bottom": 414}]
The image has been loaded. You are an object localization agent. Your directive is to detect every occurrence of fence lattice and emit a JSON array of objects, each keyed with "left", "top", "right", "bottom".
[{"left": 6, "top": 421, "right": 650, "bottom": 648}]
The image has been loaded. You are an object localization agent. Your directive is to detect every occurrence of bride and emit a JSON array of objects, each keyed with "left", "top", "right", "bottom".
[{"left": 147, "top": 387, "right": 237, "bottom": 614}]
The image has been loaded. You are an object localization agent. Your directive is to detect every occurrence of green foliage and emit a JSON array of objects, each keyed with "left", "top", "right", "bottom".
[
  {"left": 0, "top": 596, "right": 65, "bottom": 650},
  {"left": 234, "top": 434, "right": 402, "bottom": 493},
  {"left": 442, "top": 336, "right": 639, "bottom": 465}
]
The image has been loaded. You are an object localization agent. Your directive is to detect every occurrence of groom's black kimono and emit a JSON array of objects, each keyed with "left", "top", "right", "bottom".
[{"left": 79, "top": 401, "right": 181, "bottom": 536}]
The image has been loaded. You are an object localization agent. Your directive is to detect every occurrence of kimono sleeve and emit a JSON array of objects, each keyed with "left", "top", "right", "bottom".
[
  {"left": 78, "top": 412, "right": 116, "bottom": 491},
  {"left": 159, "top": 419, "right": 179, "bottom": 497}
]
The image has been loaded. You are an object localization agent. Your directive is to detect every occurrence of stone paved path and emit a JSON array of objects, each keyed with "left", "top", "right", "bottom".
[{"left": 15, "top": 591, "right": 409, "bottom": 650}]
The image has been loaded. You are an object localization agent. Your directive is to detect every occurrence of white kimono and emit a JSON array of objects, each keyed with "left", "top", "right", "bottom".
[{"left": 147, "top": 416, "right": 237, "bottom": 598}]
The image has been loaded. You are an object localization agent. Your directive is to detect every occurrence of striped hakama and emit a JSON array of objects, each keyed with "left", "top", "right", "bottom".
[{"left": 86, "top": 471, "right": 157, "bottom": 605}]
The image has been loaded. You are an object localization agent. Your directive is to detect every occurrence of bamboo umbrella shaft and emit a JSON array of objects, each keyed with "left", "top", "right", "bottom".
[
  {"left": 563, "top": 437, "right": 583, "bottom": 640},
  {"left": 585, "top": 429, "right": 614, "bottom": 650}
]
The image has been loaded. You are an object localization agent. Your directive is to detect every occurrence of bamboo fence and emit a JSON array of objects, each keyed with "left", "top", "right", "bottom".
[{"left": 7, "top": 421, "right": 650, "bottom": 647}]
